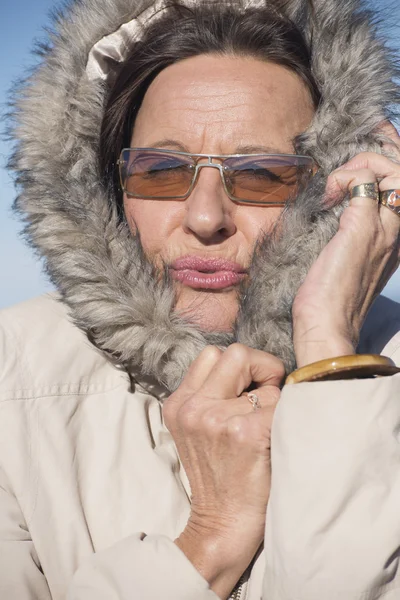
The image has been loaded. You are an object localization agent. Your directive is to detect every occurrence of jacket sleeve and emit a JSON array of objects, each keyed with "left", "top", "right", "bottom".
[
  {"left": 263, "top": 373, "right": 400, "bottom": 600},
  {"left": 0, "top": 468, "right": 52, "bottom": 600},
  {"left": 0, "top": 325, "right": 218, "bottom": 600},
  {"left": 0, "top": 473, "right": 219, "bottom": 600},
  {"left": 68, "top": 535, "right": 219, "bottom": 600}
]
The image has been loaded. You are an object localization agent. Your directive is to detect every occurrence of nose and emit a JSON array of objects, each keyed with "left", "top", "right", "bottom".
[{"left": 182, "top": 164, "right": 237, "bottom": 243}]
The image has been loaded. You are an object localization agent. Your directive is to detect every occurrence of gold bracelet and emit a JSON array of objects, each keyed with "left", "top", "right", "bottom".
[{"left": 285, "top": 354, "right": 400, "bottom": 385}]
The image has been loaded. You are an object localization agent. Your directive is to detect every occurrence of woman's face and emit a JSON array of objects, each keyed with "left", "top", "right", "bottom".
[{"left": 125, "top": 54, "right": 315, "bottom": 331}]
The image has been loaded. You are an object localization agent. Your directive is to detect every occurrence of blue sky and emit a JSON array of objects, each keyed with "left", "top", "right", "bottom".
[{"left": 1, "top": 0, "right": 400, "bottom": 309}]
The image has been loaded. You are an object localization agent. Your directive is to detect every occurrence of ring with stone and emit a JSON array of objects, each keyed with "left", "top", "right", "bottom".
[
  {"left": 380, "top": 189, "right": 400, "bottom": 218},
  {"left": 246, "top": 392, "right": 260, "bottom": 411}
]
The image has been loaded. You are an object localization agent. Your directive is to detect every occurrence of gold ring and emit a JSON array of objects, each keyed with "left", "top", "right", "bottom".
[
  {"left": 380, "top": 190, "right": 400, "bottom": 217},
  {"left": 246, "top": 392, "right": 260, "bottom": 411},
  {"left": 350, "top": 183, "right": 380, "bottom": 202}
]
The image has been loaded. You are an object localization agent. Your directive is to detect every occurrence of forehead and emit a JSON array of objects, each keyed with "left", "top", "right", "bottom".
[{"left": 131, "top": 54, "right": 315, "bottom": 152}]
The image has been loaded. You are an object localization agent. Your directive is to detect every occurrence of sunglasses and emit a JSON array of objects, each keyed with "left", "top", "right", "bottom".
[{"left": 118, "top": 148, "right": 315, "bottom": 206}]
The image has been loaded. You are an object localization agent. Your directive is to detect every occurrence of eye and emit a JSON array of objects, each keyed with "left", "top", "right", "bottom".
[
  {"left": 244, "top": 166, "right": 283, "bottom": 182},
  {"left": 147, "top": 158, "right": 185, "bottom": 174},
  {"left": 129, "top": 154, "right": 194, "bottom": 179},
  {"left": 229, "top": 163, "right": 297, "bottom": 186}
]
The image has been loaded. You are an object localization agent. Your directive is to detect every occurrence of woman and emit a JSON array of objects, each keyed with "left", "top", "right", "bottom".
[{"left": 2, "top": 0, "right": 400, "bottom": 598}]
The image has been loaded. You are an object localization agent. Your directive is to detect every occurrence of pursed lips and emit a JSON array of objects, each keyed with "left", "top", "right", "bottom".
[{"left": 169, "top": 256, "right": 248, "bottom": 290}]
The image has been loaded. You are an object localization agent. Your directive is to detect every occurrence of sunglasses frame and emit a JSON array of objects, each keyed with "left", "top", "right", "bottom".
[{"left": 117, "top": 147, "right": 316, "bottom": 206}]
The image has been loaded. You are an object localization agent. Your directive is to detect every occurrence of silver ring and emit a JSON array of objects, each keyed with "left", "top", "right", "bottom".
[
  {"left": 350, "top": 182, "right": 380, "bottom": 202},
  {"left": 247, "top": 392, "right": 260, "bottom": 411}
]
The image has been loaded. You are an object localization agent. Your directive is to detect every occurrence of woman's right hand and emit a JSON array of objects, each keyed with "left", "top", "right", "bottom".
[{"left": 162, "top": 344, "right": 285, "bottom": 599}]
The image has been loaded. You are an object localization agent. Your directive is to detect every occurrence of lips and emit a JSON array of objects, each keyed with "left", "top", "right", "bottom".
[{"left": 170, "top": 256, "right": 247, "bottom": 290}]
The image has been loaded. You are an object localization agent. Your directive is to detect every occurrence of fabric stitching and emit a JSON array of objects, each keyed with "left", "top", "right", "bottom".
[
  {"left": 25, "top": 401, "right": 39, "bottom": 524},
  {"left": 0, "top": 381, "right": 128, "bottom": 404}
]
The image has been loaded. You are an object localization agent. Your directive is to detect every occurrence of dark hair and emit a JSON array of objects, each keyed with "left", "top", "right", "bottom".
[{"left": 99, "top": 1, "right": 320, "bottom": 209}]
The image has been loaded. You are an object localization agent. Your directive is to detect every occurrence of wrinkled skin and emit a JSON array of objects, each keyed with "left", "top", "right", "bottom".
[
  {"left": 125, "top": 55, "right": 314, "bottom": 332},
  {"left": 125, "top": 55, "right": 400, "bottom": 598}
]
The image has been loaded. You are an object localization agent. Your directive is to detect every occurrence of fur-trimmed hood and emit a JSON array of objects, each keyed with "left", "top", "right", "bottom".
[{"left": 7, "top": 0, "right": 400, "bottom": 391}]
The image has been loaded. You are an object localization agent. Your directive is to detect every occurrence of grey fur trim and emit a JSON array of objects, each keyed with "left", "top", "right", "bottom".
[{"left": 7, "top": 0, "right": 400, "bottom": 391}]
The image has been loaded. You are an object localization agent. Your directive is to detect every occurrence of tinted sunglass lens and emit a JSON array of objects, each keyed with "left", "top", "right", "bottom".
[
  {"left": 122, "top": 151, "right": 194, "bottom": 198},
  {"left": 224, "top": 158, "right": 313, "bottom": 204}
]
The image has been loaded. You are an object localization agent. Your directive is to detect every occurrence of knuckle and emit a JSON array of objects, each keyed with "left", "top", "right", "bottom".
[
  {"left": 346, "top": 152, "right": 375, "bottom": 169},
  {"left": 201, "top": 410, "right": 224, "bottom": 434},
  {"left": 179, "top": 402, "right": 225, "bottom": 437},
  {"left": 351, "top": 168, "right": 375, "bottom": 182},
  {"left": 357, "top": 151, "right": 375, "bottom": 161},
  {"left": 253, "top": 350, "right": 286, "bottom": 381},
  {"left": 327, "top": 170, "right": 344, "bottom": 186},
  {"left": 162, "top": 395, "right": 179, "bottom": 430},
  {"left": 225, "top": 343, "right": 250, "bottom": 363},
  {"left": 178, "top": 398, "right": 200, "bottom": 432},
  {"left": 226, "top": 415, "right": 247, "bottom": 444},
  {"left": 268, "top": 358, "right": 286, "bottom": 379},
  {"left": 200, "top": 345, "right": 223, "bottom": 362}
]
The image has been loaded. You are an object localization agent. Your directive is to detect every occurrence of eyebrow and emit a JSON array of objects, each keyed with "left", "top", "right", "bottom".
[
  {"left": 148, "top": 139, "right": 188, "bottom": 152},
  {"left": 146, "top": 139, "right": 293, "bottom": 154},
  {"left": 235, "top": 144, "right": 291, "bottom": 155}
]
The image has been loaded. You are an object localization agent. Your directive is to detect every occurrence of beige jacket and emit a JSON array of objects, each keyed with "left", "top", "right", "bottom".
[{"left": 1, "top": 293, "right": 400, "bottom": 600}]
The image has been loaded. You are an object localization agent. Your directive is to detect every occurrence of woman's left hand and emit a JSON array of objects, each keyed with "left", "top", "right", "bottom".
[{"left": 293, "top": 123, "right": 400, "bottom": 368}]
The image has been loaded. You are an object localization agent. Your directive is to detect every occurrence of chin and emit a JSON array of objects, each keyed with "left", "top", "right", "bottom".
[{"left": 174, "top": 286, "right": 239, "bottom": 333}]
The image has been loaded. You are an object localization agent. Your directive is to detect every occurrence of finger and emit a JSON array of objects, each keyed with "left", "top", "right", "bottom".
[
  {"left": 240, "top": 386, "right": 281, "bottom": 411},
  {"left": 180, "top": 345, "right": 223, "bottom": 394},
  {"left": 197, "top": 387, "right": 280, "bottom": 424},
  {"left": 199, "top": 344, "right": 285, "bottom": 400},
  {"left": 379, "top": 176, "right": 400, "bottom": 190},
  {"left": 325, "top": 168, "right": 379, "bottom": 209},
  {"left": 222, "top": 401, "right": 277, "bottom": 428},
  {"left": 211, "top": 387, "right": 280, "bottom": 416},
  {"left": 163, "top": 346, "right": 223, "bottom": 429},
  {"left": 339, "top": 152, "right": 400, "bottom": 177},
  {"left": 376, "top": 120, "right": 400, "bottom": 159},
  {"left": 378, "top": 182, "right": 400, "bottom": 239}
]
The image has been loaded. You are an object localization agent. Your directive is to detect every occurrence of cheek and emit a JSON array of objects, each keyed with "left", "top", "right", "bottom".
[
  {"left": 237, "top": 206, "right": 283, "bottom": 241},
  {"left": 123, "top": 196, "right": 184, "bottom": 258},
  {"left": 123, "top": 195, "right": 284, "bottom": 264}
]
